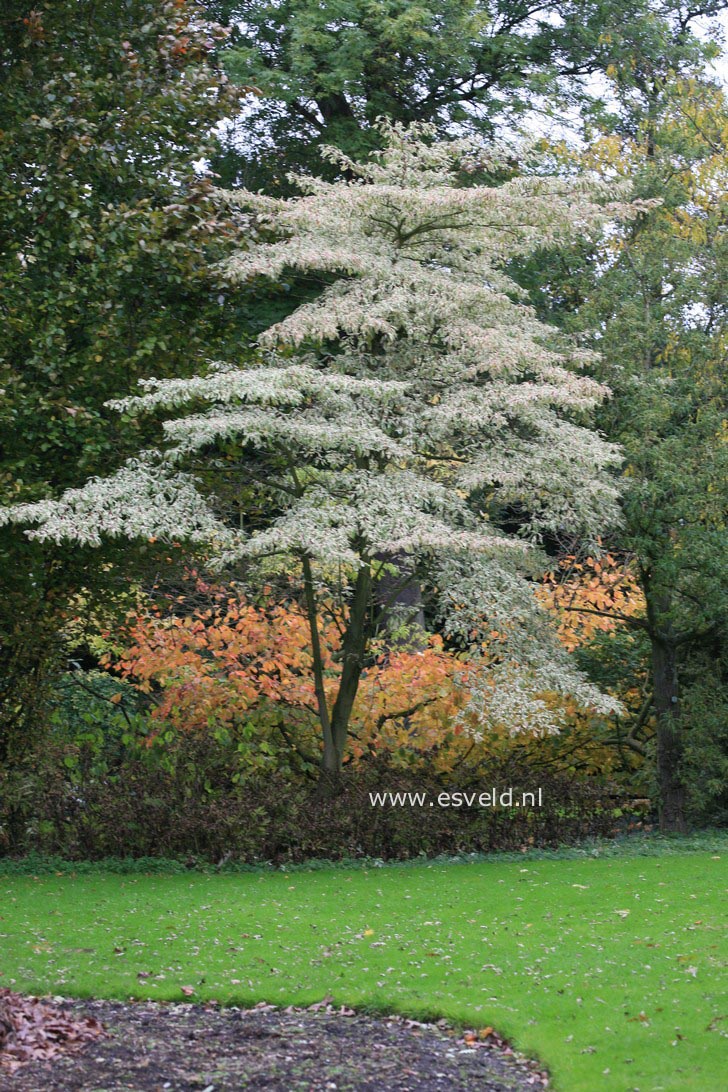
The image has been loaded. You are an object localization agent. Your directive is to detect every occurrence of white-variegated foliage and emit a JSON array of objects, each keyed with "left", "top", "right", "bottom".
[{"left": 1, "top": 123, "right": 634, "bottom": 730}]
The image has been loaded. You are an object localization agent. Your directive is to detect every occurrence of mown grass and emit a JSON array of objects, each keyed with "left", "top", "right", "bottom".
[{"left": 1, "top": 839, "right": 726, "bottom": 1091}]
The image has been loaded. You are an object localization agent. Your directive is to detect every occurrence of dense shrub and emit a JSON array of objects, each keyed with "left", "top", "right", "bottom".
[{"left": 1, "top": 734, "right": 630, "bottom": 862}]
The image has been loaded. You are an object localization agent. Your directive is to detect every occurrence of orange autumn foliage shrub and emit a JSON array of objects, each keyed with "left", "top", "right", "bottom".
[
  {"left": 102, "top": 566, "right": 636, "bottom": 782},
  {"left": 538, "top": 552, "right": 645, "bottom": 652},
  {"left": 103, "top": 586, "right": 327, "bottom": 774},
  {"left": 115, "top": 596, "right": 336, "bottom": 728},
  {"left": 104, "top": 578, "right": 475, "bottom": 773},
  {"left": 350, "top": 639, "right": 471, "bottom": 766},
  {"left": 539, "top": 551, "right": 648, "bottom": 721}
]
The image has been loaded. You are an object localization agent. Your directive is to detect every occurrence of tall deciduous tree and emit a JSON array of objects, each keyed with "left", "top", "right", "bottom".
[
  {"left": 0, "top": 1, "right": 244, "bottom": 761},
  {"left": 522, "top": 79, "right": 728, "bottom": 830},
  {"left": 591, "top": 84, "right": 727, "bottom": 832},
  {"left": 2, "top": 124, "right": 640, "bottom": 780}
]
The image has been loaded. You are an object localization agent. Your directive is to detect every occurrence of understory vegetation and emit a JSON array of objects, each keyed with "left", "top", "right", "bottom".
[{"left": 1, "top": 557, "right": 720, "bottom": 861}]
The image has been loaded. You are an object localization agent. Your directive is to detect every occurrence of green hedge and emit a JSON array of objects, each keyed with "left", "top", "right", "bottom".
[{"left": 0, "top": 747, "right": 630, "bottom": 862}]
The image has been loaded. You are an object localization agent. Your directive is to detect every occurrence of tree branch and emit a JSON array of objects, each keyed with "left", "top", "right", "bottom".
[{"left": 560, "top": 604, "right": 649, "bottom": 631}]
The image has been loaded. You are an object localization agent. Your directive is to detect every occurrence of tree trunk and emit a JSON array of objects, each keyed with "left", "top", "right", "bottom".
[
  {"left": 300, "top": 556, "right": 340, "bottom": 784},
  {"left": 652, "top": 635, "right": 687, "bottom": 833},
  {"left": 320, "top": 723, "right": 344, "bottom": 784},
  {"left": 318, "top": 561, "right": 373, "bottom": 791}
]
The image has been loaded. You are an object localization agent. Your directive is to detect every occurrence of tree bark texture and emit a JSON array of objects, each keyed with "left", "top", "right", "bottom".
[
  {"left": 652, "top": 636, "right": 688, "bottom": 833},
  {"left": 327, "top": 562, "right": 373, "bottom": 767}
]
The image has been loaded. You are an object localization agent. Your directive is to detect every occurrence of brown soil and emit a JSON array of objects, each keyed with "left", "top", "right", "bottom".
[{"left": 0, "top": 998, "right": 550, "bottom": 1091}]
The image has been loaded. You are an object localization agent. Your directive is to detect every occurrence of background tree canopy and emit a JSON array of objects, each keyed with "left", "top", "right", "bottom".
[
  {"left": 0, "top": 0, "right": 245, "bottom": 760},
  {"left": 213, "top": 0, "right": 727, "bottom": 189}
]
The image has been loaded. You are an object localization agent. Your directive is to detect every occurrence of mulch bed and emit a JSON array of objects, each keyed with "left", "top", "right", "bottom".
[{"left": 0, "top": 992, "right": 550, "bottom": 1091}]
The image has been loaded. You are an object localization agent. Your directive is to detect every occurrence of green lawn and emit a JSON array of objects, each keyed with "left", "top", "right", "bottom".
[{"left": 1, "top": 846, "right": 726, "bottom": 1091}]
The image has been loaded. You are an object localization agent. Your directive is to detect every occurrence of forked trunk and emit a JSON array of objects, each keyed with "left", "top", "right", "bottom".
[{"left": 314, "top": 560, "right": 373, "bottom": 793}]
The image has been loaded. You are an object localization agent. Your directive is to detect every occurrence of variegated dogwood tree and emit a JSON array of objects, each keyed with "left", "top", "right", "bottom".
[{"left": 2, "top": 123, "right": 640, "bottom": 778}]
